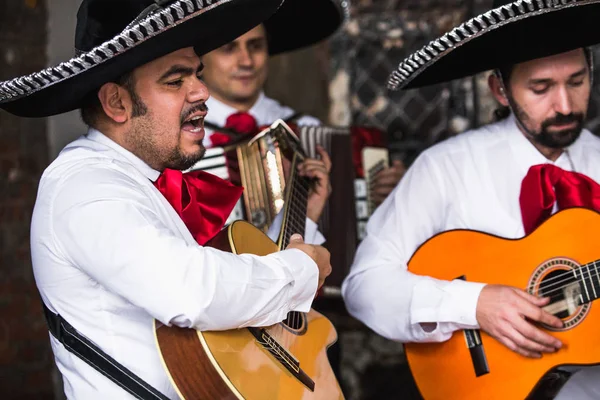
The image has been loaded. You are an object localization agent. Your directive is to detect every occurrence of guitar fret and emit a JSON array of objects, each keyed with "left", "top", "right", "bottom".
[
  {"left": 588, "top": 263, "right": 598, "bottom": 301},
  {"left": 578, "top": 267, "right": 591, "bottom": 304},
  {"left": 592, "top": 261, "right": 600, "bottom": 301},
  {"left": 574, "top": 268, "right": 587, "bottom": 304}
]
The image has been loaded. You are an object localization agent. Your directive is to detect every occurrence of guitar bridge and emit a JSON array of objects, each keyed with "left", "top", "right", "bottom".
[
  {"left": 247, "top": 327, "right": 315, "bottom": 391},
  {"left": 464, "top": 329, "right": 490, "bottom": 377},
  {"left": 457, "top": 275, "right": 490, "bottom": 377}
]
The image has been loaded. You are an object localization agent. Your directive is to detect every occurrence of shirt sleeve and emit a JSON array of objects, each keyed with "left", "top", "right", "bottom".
[
  {"left": 267, "top": 211, "right": 325, "bottom": 245},
  {"left": 50, "top": 167, "right": 319, "bottom": 331},
  {"left": 341, "top": 152, "right": 486, "bottom": 343}
]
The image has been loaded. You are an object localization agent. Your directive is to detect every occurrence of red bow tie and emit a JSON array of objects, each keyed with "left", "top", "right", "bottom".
[
  {"left": 209, "top": 112, "right": 260, "bottom": 187},
  {"left": 209, "top": 111, "right": 259, "bottom": 147},
  {"left": 520, "top": 164, "right": 600, "bottom": 234},
  {"left": 153, "top": 168, "right": 243, "bottom": 245}
]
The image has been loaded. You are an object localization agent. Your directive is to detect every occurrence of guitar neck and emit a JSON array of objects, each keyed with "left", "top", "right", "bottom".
[
  {"left": 575, "top": 260, "right": 600, "bottom": 304},
  {"left": 277, "top": 152, "right": 310, "bottom": 249}
]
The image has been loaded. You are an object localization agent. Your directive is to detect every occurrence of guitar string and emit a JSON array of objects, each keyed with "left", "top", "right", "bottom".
[
  {"left": 278, "top": 153, "right": 309, "bottom": 349},
  {"left": 530, "top": 263, "right": 599, "bottom": 300},
  {"left": 524, "top": 259, "right": 599, "bottom": 291},
  {"left": 277, "top": 129, "right": 336, "bottom": 355},
  {"left": 287, "top": 179, "right": 309, "bottom": 333}
]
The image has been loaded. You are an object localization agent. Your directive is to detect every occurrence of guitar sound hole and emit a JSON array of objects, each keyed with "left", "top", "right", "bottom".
[
  {"left": 538, "top": 268, "right": 579, "bottom": 320},
  {"left": 529, "top": 258, "right": 591, "bottom": 331},
  {"left": 282, "top": 311, "right": 306, "bottom": 334}
]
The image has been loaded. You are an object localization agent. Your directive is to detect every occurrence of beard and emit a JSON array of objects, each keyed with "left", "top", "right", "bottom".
[
  {"left": 513, "top": 102, "right": 584, "bottom": 149},
  {"left": 163, "top": 145, "right": 206, "bottom": 171},
  {"left": 125, "top": 98, "right": 207, "bottom": 171}
]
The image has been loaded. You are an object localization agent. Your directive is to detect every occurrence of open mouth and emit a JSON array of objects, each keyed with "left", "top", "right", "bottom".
[{"left": 182, "top": 115, "right": 204, "bottom": 133}]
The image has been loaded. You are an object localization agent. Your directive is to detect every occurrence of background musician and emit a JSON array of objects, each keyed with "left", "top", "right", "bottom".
[{"left": 197, "top": 0, "right": 405, "bottom": 240}]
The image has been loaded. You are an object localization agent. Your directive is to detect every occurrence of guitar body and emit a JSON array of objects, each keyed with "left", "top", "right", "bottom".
[
  {"left": 155, "top": 220, "right": 343, "bottom": 400},
  {"left": 406, "top": 207, "right": 600, "bottom": 399}
]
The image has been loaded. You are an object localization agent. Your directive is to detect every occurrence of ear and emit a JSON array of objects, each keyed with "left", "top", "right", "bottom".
[
  {"left": 488, "top": 73, "right": 510, "bottom": 107},
  {"left": 98, "top": 82, "right": 131, "bottom": 124}
]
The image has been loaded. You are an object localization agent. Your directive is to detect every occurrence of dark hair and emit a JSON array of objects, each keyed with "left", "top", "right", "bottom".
[
  {"left": 80, "top": 71, "right": 146, "bottom": 127},
  {"left": 492, "top": 64, "right": 514, "bottom": 121}
]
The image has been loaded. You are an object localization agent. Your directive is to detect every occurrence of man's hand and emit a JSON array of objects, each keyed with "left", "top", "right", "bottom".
[
  {"left": 371, "top": 159, "right": 406, "bottom": 207},
  {"left": 298, "top": 145, "right": 332, "bottom": 223},
  {"left": 476, "top": 284, "right": 564, "bottom": 358},
  {"left": 286, "top": 233, "right": 331, "bottom": 290}
]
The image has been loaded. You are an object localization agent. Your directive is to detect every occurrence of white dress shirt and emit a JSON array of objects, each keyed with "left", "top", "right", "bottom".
[
  {"left": 190, "top": 92, "right": 324, "bottom": 245},
  {"left": 342, "top": 115, "right": 600, "bottom": 398},
  {"left": 31, "top": 129, "right": 320, "bottom": 399}
]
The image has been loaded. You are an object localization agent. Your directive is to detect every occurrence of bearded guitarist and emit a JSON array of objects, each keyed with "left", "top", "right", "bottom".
[{"left": 342, "top": 1, "right": 600, "bottom": 399}]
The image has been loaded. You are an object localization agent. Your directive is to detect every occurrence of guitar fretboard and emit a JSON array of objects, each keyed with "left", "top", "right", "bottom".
[
  {"left": 576, "top": 260, "right": 600, "bottom": 303},
  {"left": 278, "top": 153, "right": 310, "bottom": 248}
]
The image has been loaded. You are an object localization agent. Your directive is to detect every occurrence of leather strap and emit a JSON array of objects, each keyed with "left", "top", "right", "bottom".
[{"left": 42, "top": 303, "right": 170, "bottom": 400}]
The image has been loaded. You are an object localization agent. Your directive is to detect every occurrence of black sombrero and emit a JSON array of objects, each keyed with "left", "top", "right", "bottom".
[
  {"left": 387, "top": 0, "right": 600, "bottom": 91},
  {"left": 0, "top": 0, "right": 283, "bottom": 118},
  {"left": 265, "top": 0, "right": 348, "bottom": 55}
]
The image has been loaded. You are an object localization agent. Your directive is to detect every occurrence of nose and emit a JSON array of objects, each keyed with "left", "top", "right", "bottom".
[
  {"left": 554, "top": 85, "right": 573, "bottom": 115},
  {"left": 238, "top": 46, "right": 253, "bottom": 68},
  {"left": 187, "top": 77, "right": 209, "bottom": 104}
]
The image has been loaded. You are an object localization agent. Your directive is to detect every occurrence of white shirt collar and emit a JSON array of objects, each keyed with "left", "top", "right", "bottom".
[
  {"left": 84, "top": 128, "right": 161, "bottom": 182},
  {"left": 205, "top": 91, "right": 266, "bottom": 127}
]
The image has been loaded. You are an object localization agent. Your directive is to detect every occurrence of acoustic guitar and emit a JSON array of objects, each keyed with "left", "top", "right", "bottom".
[
  {"left": 405, "top": 207, "right": 600, "bottom": 399},
  {"left": 154, "top": 121, "right": 344, "bottom": 399}
]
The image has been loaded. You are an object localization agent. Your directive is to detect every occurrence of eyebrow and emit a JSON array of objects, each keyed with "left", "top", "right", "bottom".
[
  {"left": 159, "top": 64, "right": 204, "bottom": 81},
  {"left": 247, "top": 37, "right": 266, "bottom": 45},
  {"left": 528, "top": 68, "right": 588, "bottom": 85}
]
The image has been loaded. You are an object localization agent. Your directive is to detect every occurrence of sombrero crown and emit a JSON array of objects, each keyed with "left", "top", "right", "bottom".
[
  {"left": 0, "top": 0, "right": 283, "bottom": 118},
  {"left": 387, "top": 0, "right": 600, "bottom": 90},
  {"left": 265, "top": 0, "right": 349, "bottom": 55}
]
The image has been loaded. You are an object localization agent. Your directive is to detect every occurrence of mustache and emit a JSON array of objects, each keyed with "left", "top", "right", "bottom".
[
  {"left": 231, "top": 67, "right": 256, "bottom": 78},
  {"left": 541, "top": 112, "right": 583, "bottom": 129},
  {"left": 180, "top": 103, "right": 208, "bottom": 125}
]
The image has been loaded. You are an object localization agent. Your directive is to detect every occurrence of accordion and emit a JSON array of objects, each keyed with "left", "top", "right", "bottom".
[{"left": 189, "top": 123, "right": 388, "bottom": 295}]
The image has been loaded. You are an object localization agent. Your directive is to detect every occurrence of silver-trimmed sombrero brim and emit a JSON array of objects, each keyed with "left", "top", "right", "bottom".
[
  {"left": 387, "top": 0, "right": 600, "bottom": 91},
  {"left": 0, "top": 0, "right": 283, "bottom": 117}
]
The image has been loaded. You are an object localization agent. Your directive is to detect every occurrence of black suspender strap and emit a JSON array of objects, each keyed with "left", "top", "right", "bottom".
[{"left": 42, "top": 303, "right": 170, "bottom": 400}]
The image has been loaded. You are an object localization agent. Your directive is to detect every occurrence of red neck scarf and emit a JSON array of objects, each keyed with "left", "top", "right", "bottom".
[
  {"left": 519, "top": 163, "right": 600, "bottom": 234},
  {"left": 153, "top": 168, "right": 243, "bottom": 245}
]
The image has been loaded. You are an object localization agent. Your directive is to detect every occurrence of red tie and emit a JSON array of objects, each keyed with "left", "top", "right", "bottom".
[
  {"left": 519, "top": 164, "right": 600, "bottom": 235},
  {"left": 153, "top": 168, "right": 243, "bottom": 245}
]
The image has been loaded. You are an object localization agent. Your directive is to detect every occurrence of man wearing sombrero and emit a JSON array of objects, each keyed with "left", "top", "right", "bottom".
[
  {"left": 0, "top": 0, "right": 333, "bottom": 398},
  {"left": 342, "top": 0, "right": 600, "bottom": 398},
  {"left": 196, "top": 0, "right": 405, "bottom": 234},
  {"left": 192, "top": 0, "right": 347, "bottom": 247}
]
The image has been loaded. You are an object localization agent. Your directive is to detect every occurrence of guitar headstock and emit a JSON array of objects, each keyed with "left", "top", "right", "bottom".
[{"left": 248, "top": 119, "right": 306, "bottom": 162}]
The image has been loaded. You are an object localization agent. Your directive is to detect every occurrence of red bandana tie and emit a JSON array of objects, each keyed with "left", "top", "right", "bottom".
[
  {"left": 209, "top": 111, "right": 259, "bottom": 147},
  {"left": 154, "top": 168, "right": 243, "bottom": 245},
  {"left": 519, "top": 164, "right": 600, "bottom": 235},
  {"left": 209, "top": 112, "right": 260, "bottom": 186}
]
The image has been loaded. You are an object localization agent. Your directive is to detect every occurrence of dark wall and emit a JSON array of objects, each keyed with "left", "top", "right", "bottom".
[{"left": 0, "top": 1, "right": 54, "bottom": 399}]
